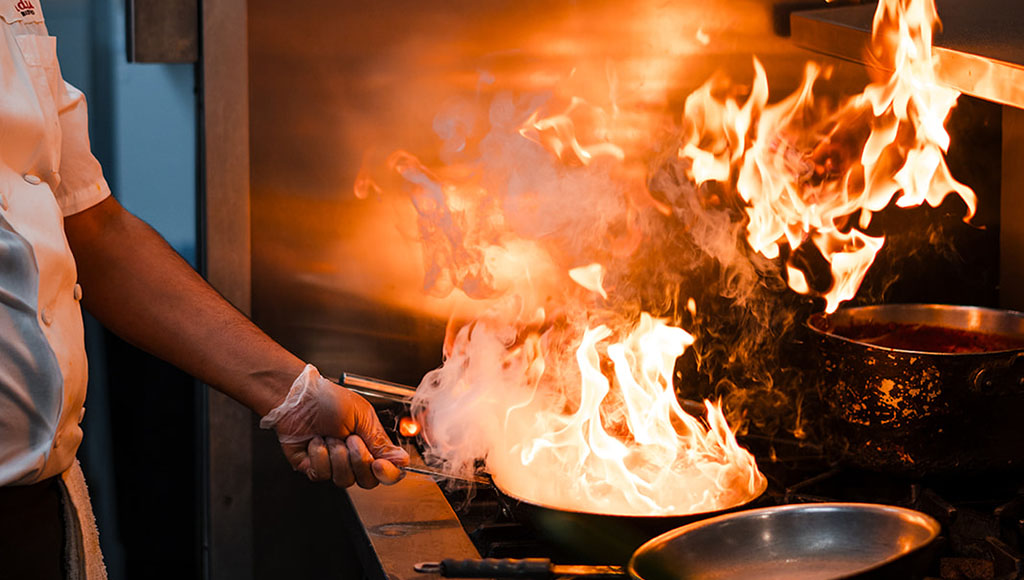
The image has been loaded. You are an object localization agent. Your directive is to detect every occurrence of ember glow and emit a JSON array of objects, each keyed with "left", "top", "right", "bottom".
[
  {"left": 360, "top": 0, "right": 970, "bottom": 516},
  {"left": 398, "top": 416, "right": 421, "bottom": 438}
]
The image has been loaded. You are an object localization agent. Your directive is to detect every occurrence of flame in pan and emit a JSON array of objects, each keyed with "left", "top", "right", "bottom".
[
  {"left": 416, "top": 305, "right": 766, "bottom": 515},
  {"left": 401, "top": 90, "right": 768, "bottom": 514},
  {"left": 362, "top": 0, "right": 968, "bottom": 516}
]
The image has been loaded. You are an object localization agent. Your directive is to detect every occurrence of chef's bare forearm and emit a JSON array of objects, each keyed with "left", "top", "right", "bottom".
[{"left": 63, "top": 196, "right": 302, "bottom": 416}]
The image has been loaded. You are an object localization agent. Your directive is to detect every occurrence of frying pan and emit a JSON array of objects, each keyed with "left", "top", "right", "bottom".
[
  {"left": 399, "top": 460, "right": 766, "bottom": 564},
  {"left": 487, "top": 471, "right": 765, "bottom": 564},
  {"left": 415, "top": 503, "right": 941, "bottom": 580},
  {"left": 340, "top": 373, "right": 767, "bottom": 564}
]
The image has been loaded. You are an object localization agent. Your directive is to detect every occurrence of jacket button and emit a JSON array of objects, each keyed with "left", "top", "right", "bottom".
[
  {"left": 73, "top": 283, "right": 83, "bottom": 301},
  {"left": 41, "top": 307, "right": 53, "bottom": 325},
  {"left": 24, "top": 174, "right": 42, "bottom": 185}
]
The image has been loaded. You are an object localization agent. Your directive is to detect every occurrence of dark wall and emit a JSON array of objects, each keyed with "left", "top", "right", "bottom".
[{"left": 79, "top": 328, "right": 202, "bottom": 580}]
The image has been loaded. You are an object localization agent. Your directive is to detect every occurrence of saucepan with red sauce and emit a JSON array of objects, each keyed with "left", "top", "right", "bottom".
[{"left": 807, "top": 304, "right": 1024, "bottom": 475}]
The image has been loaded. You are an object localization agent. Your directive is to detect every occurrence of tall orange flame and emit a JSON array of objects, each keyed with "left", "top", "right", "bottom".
[
  {"left": 392, "top": 92, "right": 768, "bottom": 515},
  {"left": 417, "top": 308, "right": 766, "bottom": 516},
  {"left": 679, "top": 0, "right": 974, "bottom": 312},
  {"left": 361, "top": 0, "right": 972, "bottom": 517}
]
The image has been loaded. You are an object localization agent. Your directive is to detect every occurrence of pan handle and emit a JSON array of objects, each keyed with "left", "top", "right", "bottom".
[
  {"left": 415, "top": 558, "right": 624, "bottom": 579},
  {"left": 969, "top": 352, "right": 1024, "bottom": 395},
  {"left": 403, "top": 465, "right": 493, "bottom": 486},
  {"left": 340, "top": 372, "right": 417, "bottom": 403},
  {"left": 416, "top": 559, "right": 553, "bottom": 578}
]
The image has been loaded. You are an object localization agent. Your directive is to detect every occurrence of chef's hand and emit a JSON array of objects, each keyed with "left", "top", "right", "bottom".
[{"left": 259, "top": 364, "right": 409, "bottom": 488}]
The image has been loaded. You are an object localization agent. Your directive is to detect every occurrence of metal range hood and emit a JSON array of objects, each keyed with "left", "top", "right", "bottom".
[
  {"left": 789, "top": 0, "right": 1024, "bottom": 108},
  {"left": 790, "top": 0, "right": 1024, "bottom": 312}
]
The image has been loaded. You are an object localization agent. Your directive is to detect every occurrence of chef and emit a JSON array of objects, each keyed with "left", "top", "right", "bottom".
[{"left": 0, "top": 2, "right": 409, "bottom": 578}]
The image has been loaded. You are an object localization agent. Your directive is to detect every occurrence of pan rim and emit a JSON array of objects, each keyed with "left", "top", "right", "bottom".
[
  {"left": 808, "top": 302, "right": 1024, "bottom": 356},
  {"left": 626, "top": 501, "right": 941, "bottom": 580},
  {"left": 489, "top": 470, "right": 769, "bottom": 519}
]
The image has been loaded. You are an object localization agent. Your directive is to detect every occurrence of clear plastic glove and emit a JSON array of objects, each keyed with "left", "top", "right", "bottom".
[{"left": 259, "top": 364, "right": 409, "bottom": 488}]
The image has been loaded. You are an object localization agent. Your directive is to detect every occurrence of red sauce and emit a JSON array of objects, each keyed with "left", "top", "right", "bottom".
[{"left": 832, "top": 322, "right": 1024, "bottom": 353}]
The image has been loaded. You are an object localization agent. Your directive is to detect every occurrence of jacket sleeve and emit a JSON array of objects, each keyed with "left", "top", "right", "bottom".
[{"left": 53, "top": 79, "right": 113, "bottom": 217}]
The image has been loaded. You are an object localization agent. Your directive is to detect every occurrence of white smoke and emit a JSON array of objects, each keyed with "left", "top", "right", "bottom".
[{"left": 396, "top": 88, "right": 766, "bottom": 515}]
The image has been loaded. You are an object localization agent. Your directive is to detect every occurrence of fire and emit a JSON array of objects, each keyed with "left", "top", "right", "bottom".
[
  {"left": 568, "top": 263, "right": 608, "bottom": 299},
  {"left": 680, "top": 0, "right": 974, "bottom": 312},
  {"left": 519, "top": 97, "right": 626, "bottom": 166},
  {"left": 395, "top": 89, "right": 767, "bottom": 515},
  {"left": 398, "top": 416, "right": 422, "bottom": 438},
  {"left": 360, "top": 0, "right": 970, "bottom": 516},
  {"left": 499, "top": 315, "right": 764, "bottom": 514},
  {"left": 415, "top": 307, "right": 765, "bottom": 515}
]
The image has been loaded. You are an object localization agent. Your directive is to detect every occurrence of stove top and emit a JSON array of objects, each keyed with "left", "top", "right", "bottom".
[{"left": 348, "top": 404, "right": 1024, "bottom": 580}]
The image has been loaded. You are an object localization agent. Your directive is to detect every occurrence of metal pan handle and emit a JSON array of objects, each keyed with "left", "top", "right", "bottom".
[
  {"left": 402, "top": 465, "right": 493, "bottom": 486},
  {"left": 417, "top": 558, "right": 554, "bottom": 578},
  {"left": 340, "top": 372, "right": 417, "bottom": 403},
  {"left": 415, "top": 558, "right": 624, "bottom": 579}
]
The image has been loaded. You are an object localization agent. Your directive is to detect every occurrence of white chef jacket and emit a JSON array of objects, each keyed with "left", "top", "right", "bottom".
[{"left": 0, "top": 0, "right": 111, "bottom": 487}]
